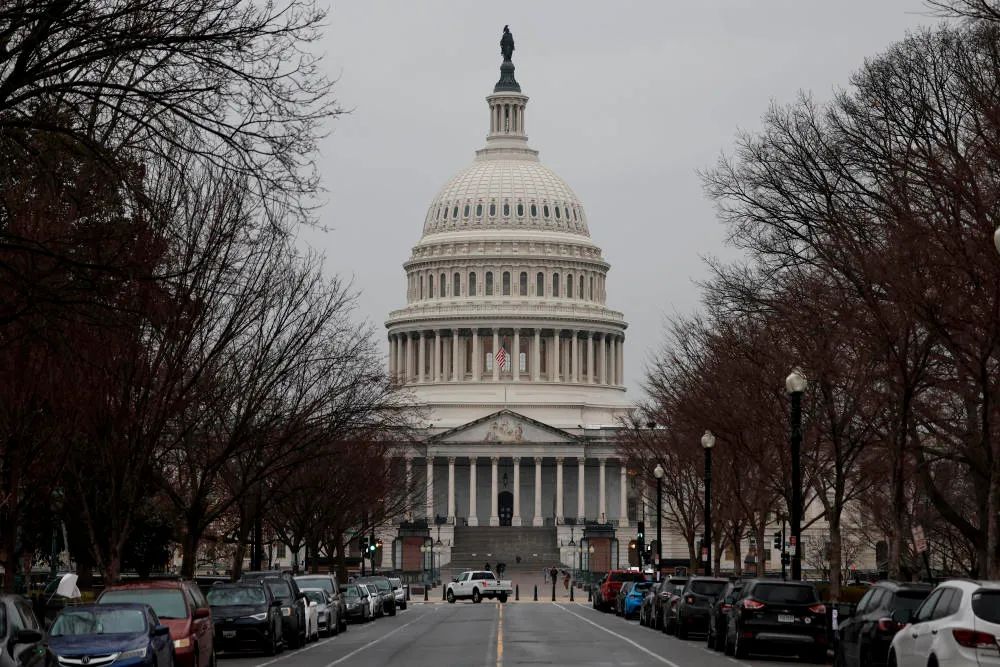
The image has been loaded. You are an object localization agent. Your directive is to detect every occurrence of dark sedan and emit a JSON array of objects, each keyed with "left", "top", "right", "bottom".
[
  {"left": 835, "top": 581, "right": 931, "bottom": 667},
  {"left": 207, "top": 583, "right": 283, "bottom": 655},
  {"left": 340, "top": 584, "right": 373, "bottom": 623},
  {"left": 354, "top": 576, "right": 396, "bottom": 617},
  {"left": 724, "top": 579, "right": 828, "bottom": 662},
  {"left": 707, "top": 580, "right": 743, "bottom": 651},
  {"left": 673, "top": 577, "right": 728, "bottom": 639}
]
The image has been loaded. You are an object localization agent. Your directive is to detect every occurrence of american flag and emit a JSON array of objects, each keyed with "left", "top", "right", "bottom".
[{"left": 495, "top": 347, "right": 507, "bottom": 370}]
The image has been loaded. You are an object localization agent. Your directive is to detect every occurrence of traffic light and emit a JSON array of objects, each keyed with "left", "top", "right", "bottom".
[
  {"left": 359, "top": 537, "right": 368, "bottom": 554},
  {"left": 773, "top": 533, "right": 782, "bottom": 550},
  {"left": 636, "top": 521, "right": 645, "bottom": 557}
]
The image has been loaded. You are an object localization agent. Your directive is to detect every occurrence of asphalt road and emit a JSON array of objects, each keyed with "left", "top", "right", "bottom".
[{"left": 217, "top": 602, "right": 829, "bottom": 667}]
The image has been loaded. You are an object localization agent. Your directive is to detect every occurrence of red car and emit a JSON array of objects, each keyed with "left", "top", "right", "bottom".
[
  {"left": 98, "top": 580, "right": 215, "bottom": 667},
  {"left": 594, "top": 570, "right": 647, "bottom": 613}
]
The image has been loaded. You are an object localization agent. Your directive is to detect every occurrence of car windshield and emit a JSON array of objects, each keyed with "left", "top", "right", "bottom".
[
  {"left": 390, "top": 579, "right": 401, "bottom": 588},
  {"left": 973, "top": 591, "right": 1000, "bottom": 623},
  {"left": 368, "top": 579, "right": 391, "bottom": 592},
  {"left": 296, "top": 578, "right": 333, "bottom": 594},
  {"left": 690, "top": 581, "right": 727, "bottom": 597},
  {"left": 610, "top": 572, "right": 646, "bottom": 582},
  {"left": 207, "top": 587, "right": 266, "bottom": 606},
  {"left": 304, "top": 590, "right": 325, "bottom": 604},
  {"left": 342, "top": 586, "right": 361, "bottom": 599},
  {"left": 51, "top": 609, "right": 146, "bottom": 636},
  {"left": 100, "top": 589, "right": 187, "bottom": 619},
  {"left": 266, "top": 582, "right": 292, "bottom": 600},
  {"left": 632, "top": 583, "right": 653, "bottom": 593},
  {"left": 753, "top": 584, "right": 818, "bottom": 604},
  {"left": 894, "top": 590, "right": 931, "bottom": 610}
]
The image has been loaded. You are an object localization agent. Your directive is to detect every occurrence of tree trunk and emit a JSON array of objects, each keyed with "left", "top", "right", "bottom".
[
  {"left": 180, "top": 521, "right": 204, "bottom": 580},
  {"left": 828, "top": 513, "right": 843, "bottom": 601},
  {"left": 333, "top": 532, "right": 347, "bottom": 582},
  {"left": 756, "top": 524, "right": 766, "bottom": 577},
  {"left": 888, "top": 398, "right": 912, "bottom": 580}
]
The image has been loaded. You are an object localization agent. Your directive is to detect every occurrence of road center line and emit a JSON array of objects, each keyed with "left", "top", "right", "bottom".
[
  {"left": 252, "top": 634, "right": 337, "bottom": 667},
  {"left": 322, "top": 608, "right": 435, "bottom": 667},
  {"left": 553, "top": 603, "right": 682, "bottom": 667},
  {"left": 496, "top": 602, "right": 504, "bottom": 667}
]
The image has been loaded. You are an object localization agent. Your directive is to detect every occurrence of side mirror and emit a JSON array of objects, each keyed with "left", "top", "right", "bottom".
[
  {"left": 452, "top": 577, "right": 458, "bottom": 583},
  {"left": 12, "top": 629, "right": 43, "bottom": 645},
  {"left": 309, "top": 601, "right": 318, "bottom": 608},
  {"left": 153, "top": 625, "right": 171, "bottom": 637},
  {"left": 271, "top": 599, "right": 283, "bottom": 608},
  {"left": 724, "top": 596, "right": 734, "bottom": 604},
  {"left": 891, "top": 608, "right": 913, "bottom": 625},
  {"left": 193, "top": 607, "right": 211, "bottom": 619}
]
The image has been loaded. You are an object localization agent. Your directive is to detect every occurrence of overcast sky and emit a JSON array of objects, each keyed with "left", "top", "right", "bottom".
[{"left": 300, "top": 1, "right": 938, "bottom": 397}]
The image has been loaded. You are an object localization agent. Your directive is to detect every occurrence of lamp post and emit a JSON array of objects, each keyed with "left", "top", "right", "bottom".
[
  {"left": 653, "top": 463, "right": 664, "bottom": 575},
  {"left": 433, "top": 539, "right": 443, "bottom": 586},
  {"left": 786, "top": 368, "right": 808, "bottom": 581},
  {"left": 420, "top": 544, "right": 431, "bottom": 585},
  {"left": 588, "top": 544, "right": 595, "bottom": 582},
  {"left": 701, "top": 430, "right": 716, "bottom": 576}
]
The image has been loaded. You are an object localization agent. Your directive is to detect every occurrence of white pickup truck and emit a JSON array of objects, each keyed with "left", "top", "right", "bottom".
[{"left": 446, "top": 570, "right": 512, "bottom": 603}]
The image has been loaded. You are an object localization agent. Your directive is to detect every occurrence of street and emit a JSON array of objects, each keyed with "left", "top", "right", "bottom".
[{"left": 218, "top": 601, "right": 827, "bottom": 667}]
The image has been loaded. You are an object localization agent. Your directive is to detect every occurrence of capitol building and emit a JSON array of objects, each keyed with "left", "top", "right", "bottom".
[{"left": 380, "top": 31, "right": 640, "bottom": 576}]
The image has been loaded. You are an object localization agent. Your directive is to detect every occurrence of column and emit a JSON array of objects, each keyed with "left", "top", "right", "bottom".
[
  {"left": 417, "top": 331, "right": 426, "bottom": 383},
  {"left": 555, "top": 458, "right": 564, "bottom": 523},
  {"left": 472, "top": 330, "right": 481, "bottom": 381},
  {"left": 599, "top": 458, "right": 607, "bottom": 524},
  {"left": 492, "top": 328, "right": 500, "bottom": 381},
  {"left": 587, "top": 333, "right": 595, "bottom": 384},
  {"left": 532, "top": 329, "right": 541, "bottom": 381},
  {"left": 452, "top": 329, "right": 461, "bottom": 381},
  {"left": 405, "top": 334, "right": 414, "bottom": 382},
  {"left": 447, "top": 456, "right": 456, "bottom": 523},
  {"left": 577, "top": 458, "right": 586, "bottom": 521},
  {"left": 468, "top": 457, "right": 479, "bottom": 526},
  {"left": 617, "top": 337, "right": 624, "bottom": 386},
  {"left": 490, "top": 457, "right": 500, "bottom": 526},
  {"left": 571, "top": 331, "right": 580, "bottom": 383},
  {"left": 434, "top": 330, "right": 442, "bottom": 382},
  {"left": 608, "top": 335, "right": 616, "bottom": 386},
  {"left": 550, "top": 331, "right": 559, "bottom": 382},
  {"left": 512, "top": 329, "right": 520, "bottom": 382},
  {"left": 388, "top": 336, "right": 396, "bottom": 379},
  {"left": 405, "top": 456, "right": 413, "bottom": 520},
  {"left": 426, "top": 457, "right": 434, "bottom": 520},
  {"left": 619, "top": 461, "right": 629, "bottom": 527},
  {"left": 533, "top": 457, "right": 543, "bottom": 527},
  {"left": 397, "top": 335, "right": 406, "bottom": 383},
  {"left": 598, "top": 334, "right": 607, "bottom": 384},
  {"left": 512, "top": 457, "right": 522, "bottom": 526}
]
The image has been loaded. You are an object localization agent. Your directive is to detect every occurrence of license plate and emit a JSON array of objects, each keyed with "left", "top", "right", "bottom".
[
  {"left": 778, "top": 614, "right": 795, "bottom": 623},
  {"left": 223, "top": 630, "right": 236, "bottom": 639}
]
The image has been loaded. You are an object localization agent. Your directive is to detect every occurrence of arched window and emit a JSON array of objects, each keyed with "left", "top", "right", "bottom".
[
  {"left": 553, "top": 273, "right": 560, "bottom": 297},
  {"left": 463, "top": 204, "right": 470, "bottom": 218},
  {"left": 437, "top": 206, "right": 442, "bottom": 220},
  {"left": 503, "top": 202, "right": 510, "bottom": 216},
  {"left": 567, "top": 273, "right": 574, "bottom": 298},
  {"left": 469, "top": 272, "right": 477, "bottom": 296},
  {"left": 579, "top": 275, "right": 584, "bottom": 299},
  {"left": 489, "top": 203, "right": 496, "bottom": 217},
  {"left": 565, "top": 207, "right": 570, "bottom": 220},
  {"left": 428, "top": 274, "right": 434, "bottom": 297},
  {"left": 573, "top": 207, "right": 578, "bottom": 221},
  {"left": 530, "top": 203, "right": 537, "bottom": 217},
  {"left": 485, "top": 271, "right": 494, "bottom": 296},
  {"left": 440, "top": 273, "right": 446, "bottom": 297},
  {"left": 452, "top": 205, "right": 459, "bottom": 219},
  {"left": 476, "top": 203, "right": 483, "bottom": 217},
  {"left": 543, "top": 204, "right": 550, "bottom": 218},
  {"left": 517, "top": 202, "right": 524, "bottom": 217},
  {"left": 420, "top": 276, "right": 425, "bottom": 299},
  {"left": 453, "top": 272, "right": 461, "bottom": 296},
  {"left": 536, "top": 272, "right": 544, "bottom": 297},
  {"left": 502, "top": 271, "right": 511, "bottom": 296},
  {"left": 519, "top": 272, "right": 528, "bottom": 296},
  {"left": 554, "top": 206, "right": 561, "bottom": 219}
]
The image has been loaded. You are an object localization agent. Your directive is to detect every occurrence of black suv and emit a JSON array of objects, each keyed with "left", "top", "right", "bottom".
[
  {"left": 208, "top": 582, "right": 284, "bottom": 655},
  {"left": 354, "top": 576, "right": 396, "bottom": 616},
  {"left": 673, "top": 577, "right": 728, "bottom": 639},
  {"left": 724, "top": 579, "right": 828, "bottom": 662},
  {"left": 836, "top": 581, "right": 931, "bottom": 667},
  {"left": 241, "top": 570, "right": 307, "bottom": 648},
  {"left": 707, "top": 580, "right": 743, "bottom": 651}
]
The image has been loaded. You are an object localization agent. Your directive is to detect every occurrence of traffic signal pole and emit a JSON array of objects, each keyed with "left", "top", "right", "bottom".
[{"left": 781, "top": 519, "right": 787, "bottom": 581}]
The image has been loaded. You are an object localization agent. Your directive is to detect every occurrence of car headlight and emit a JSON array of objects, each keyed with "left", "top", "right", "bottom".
[
  {"left": 347, "top": 602, "right": 358, "bottom": 610},
  {"left": 247, "top": 613, "right": 268, "bottom": 621},
  {"left": 116, "top": 647, "right": 148, "bottom": 661},
  {"left": 281, "top": 607, "right": 292, "bottom": 616},
  {"left": 173, "top": 638, "right": 191, "bottom": 649}
]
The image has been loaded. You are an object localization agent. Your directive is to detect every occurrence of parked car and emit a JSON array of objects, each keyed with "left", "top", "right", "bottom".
[
  {"left": 835, "top": 580, "right": 931, "bottom": 667},
  {"left": 98, "top": 580, "right": 214, "bottom": 667},
  {"left": 622, "top": 582, "right": 653, "bottom": 619},
  {"left": 888, "top": 579, "right": 1000, "bottom": 667},
  {"left": 615, "top": 582, "right": 637, "bottom": 616},
  {"left": 302, "top": 594, "right": 319, "bottom": 643},
  {"left": 0, "top": 594, "right": 45, "bottom": 667},
  {"left": 639, "top": 582, "right": 662, "bottom": 627},
  {"left": 301, "top": 589, "right": 333, "bottom": 637},
  {"left": 661, "top": 579, "right": 690, "bottom": 634},
  {"left": 672, "top": 577, "right": 728, "bottom": 639},
  {"left": 707, "top": 581, "right": 744, "bottom": 651},
  {"left": 356, "top": 576, "right": 399, "bottom": 614},
  {"left": 593, "top": 570, "right": 646, "bottom": 613},
  {"left": 47, "top": 603, "right": 175, "bottom": 667},
  {"left": 294, "top": 575, "right": 346, "bottom": 635},
  {"left": 362, "top": 584, "right": 383, "bottom": 618},
  {"left": 241, "top": 572, "right": 307, "bottom": 649},
  {"left": 206, "top": 582, "right": 283, "bottom": 655},
  {"left": 724, "top": 579, "right": 828, "bottom": 662},
  {"left": 340, "top": 584, "right": 374, "bottom": 623},
  {"left": 388, "top": 577, "right": 407, "bottom": 611}
]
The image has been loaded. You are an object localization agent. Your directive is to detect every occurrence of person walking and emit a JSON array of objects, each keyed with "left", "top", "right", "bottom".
[
  {"left": 485, "top": 561, "right": 491, "bottom": 572},
  {"left": 563, "top": 570, "right": 571, "bottom": 591}
]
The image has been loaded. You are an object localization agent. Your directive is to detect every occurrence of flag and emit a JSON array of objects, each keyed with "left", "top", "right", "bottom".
[{"left": 495, "top": 347, "right": 507, "bottom": 370}]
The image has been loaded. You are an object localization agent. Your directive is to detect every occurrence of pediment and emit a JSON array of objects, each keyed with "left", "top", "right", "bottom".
[{"left": 432, "top": 410, "right": 578, "bottom": 444}]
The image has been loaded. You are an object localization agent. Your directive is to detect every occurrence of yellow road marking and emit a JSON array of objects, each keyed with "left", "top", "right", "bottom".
[{"left": 496, "top": 602, "right": 504, "bottom": 666}]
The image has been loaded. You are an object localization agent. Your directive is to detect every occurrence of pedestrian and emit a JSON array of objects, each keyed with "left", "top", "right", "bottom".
[
  {"left": 549, "top": 566, "right": 558, "bottom": 583},
  {"left": 542, "top": 567, "right": 548, "bottom": 583},
  {"left": 515, "top": 555, "right": 522, "bottom": 565},
  {"left": 563, "top": 571, "right": 570, "bottom": 591},
  {"left": 485, "top": 561, "right": 491, "bottom": 572}
]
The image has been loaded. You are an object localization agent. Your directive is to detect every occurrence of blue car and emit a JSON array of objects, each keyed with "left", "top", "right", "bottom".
[
  {"left": 47, "top": 603, "right": 175, "bottom": 667},
  {"left": 624, "top": 582, "right": 653, "bottom": 619}
]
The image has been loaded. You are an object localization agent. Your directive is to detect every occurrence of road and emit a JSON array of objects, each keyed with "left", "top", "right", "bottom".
[{"left": 218, "top": 601, "right": 829, "bottom": 667}]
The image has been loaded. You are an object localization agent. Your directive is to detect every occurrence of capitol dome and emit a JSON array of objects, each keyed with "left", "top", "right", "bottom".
[{"left": 385, "top": 37, "right": 629, "bottom": 430}]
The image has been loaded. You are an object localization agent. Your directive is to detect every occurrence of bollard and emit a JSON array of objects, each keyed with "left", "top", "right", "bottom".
[
  {"left": 406, "top": 585, "right": 411, "bottom": 601},
  {"left": 424, "top": 586, "right": 429, "bottom": 602},
  {"left": 533, "top": 585, "right": 538, "bottom": 601},
  {"left": 442, "top": 584, "right": 446, "bottom": 601},
  {"left": 551, "top": 580, "right": 556, "bottom": 602},
  {"left": 515, "top": 585, "right": 520, "bottom": 601},
  {"left": 570, "top": 586, "right": 574, "bottom": 602},
  {"left": 588, "top": 586, "right": 592, "bottom": 602}
]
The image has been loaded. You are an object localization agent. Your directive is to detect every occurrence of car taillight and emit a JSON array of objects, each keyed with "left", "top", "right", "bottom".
[
  {"left": 685, "top": 595, "right": 695, "bottom": 604},
  {"left": 720, "top": 603, "right": 732, "bottom": 613},
  {"left": 952, "top": 628, "right": 998, "bottom": 649},
  {"left": 743, "top": 599, "right": 765, "bottom": 610},
  {"left": 876, "top": 617, "right": 899, "bottom": 633},
  {"left": 808, "top": 603, "right": 826, "bottom": 615}
]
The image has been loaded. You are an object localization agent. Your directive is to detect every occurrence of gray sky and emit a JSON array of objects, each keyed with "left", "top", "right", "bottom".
[{"left": 300, "top": 1, "right": 936, "bottom": 397}]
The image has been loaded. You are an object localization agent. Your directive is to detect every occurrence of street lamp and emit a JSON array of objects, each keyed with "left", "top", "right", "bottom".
[
  {"left": 419, "top": 543, "right": 431, "bottom": 585},
  {"left": 701, "top": 430, "right": 716, "bottom": 576},
  {"left": 994, "top": 226, "right": 1000, "bottom": 256},
  {"left": 653, "top": 463, "right": 664, "bottom": 576},
  {"left": 433, "top": 539, "right": 443, "bottom": 586},
  {"left": 785, "top": 368, "right": 808, "bottom": 581}
]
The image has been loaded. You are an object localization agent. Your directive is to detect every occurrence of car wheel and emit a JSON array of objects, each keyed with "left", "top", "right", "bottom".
[
  {"left": 677, "top": 619, "right": 688, "bottom": 640},
  {"left": 208, "top": 649, "right": 217, "bottom": 667},
  {"left": 389, "top": 603, "right": 396, "bottom": 617},
  {"left": 888, "top": 650, "right": 898, "bottom": 667},
  {"left": 724, "top": 629, "right": 735, "bottom": 656},
  {"left": 706, "top": 625, "right": 713, "bottom": 648},
  {"left": 447, "top": 590, "right": 456, "bottom": 604},
  {"left": 734, "top": 630, "right": 750, "bottom": 659},
  {"left": 472, "top": 589, "right": 482, "bottom": 604},
  {"left": 400, "top": 601, "right": 407, "bottom": 610},
  {"left": 499, "top": 593, "right": 508, "bottom": 603},
  {"left": 714, "top": 625, "right": 726, "bottom": 652}
]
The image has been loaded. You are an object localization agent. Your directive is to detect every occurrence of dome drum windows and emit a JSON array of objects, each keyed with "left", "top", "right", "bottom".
[
  {"left": 452, "top": 206, "right": 459, "bottom": 219},
  {"left": 530, "top": 203, "right": 537, "bottom": 218},
  {"left": 440, "top": 272, "right": 447, "bottom": 298},
  {"left": 519, "top": 272, "right": 528, "bottom": 296},
  {"left": 469, "top": 272, "right": 477, "bottom": 296},
  {"left": 554, "top": 206, "right": 560, "bottom": 219},
  {"left": 476, "top": 203, "right": 483, "bottom": 217},
  {"left": 567, "top": 273, "right": 574, "bottom": 298},
  {"left": 453, "top": 272, "right": 461, "bottom": 296},
  {"left": 543, "top": 204, "right": 550, "bottom": 218},
  {"left": 517, "top": 203, "right": 524, "bottom": 217},
  {"left": 503, "top": 202, "right": 510, "bottom": 216},
  {"left": 489, "top": 203, "right": 496, "bottom": 217},
  {"left": 485, "top": 271, "right": 494, "bottom": 296},
  {"left": 553, "top": 273, "right": 560, "bottom": 298},
  {"left": 463, "top": 204, "right": 470, "bottom": 218},
  {"left": 536, "top": 272, "right": 544, "bottom": 297},
  {"left": 502, "top": 271, "right": 511, "bottom": 296},
  {"left": 428, "top": 274, "right": 434, "bottom": 298}
]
